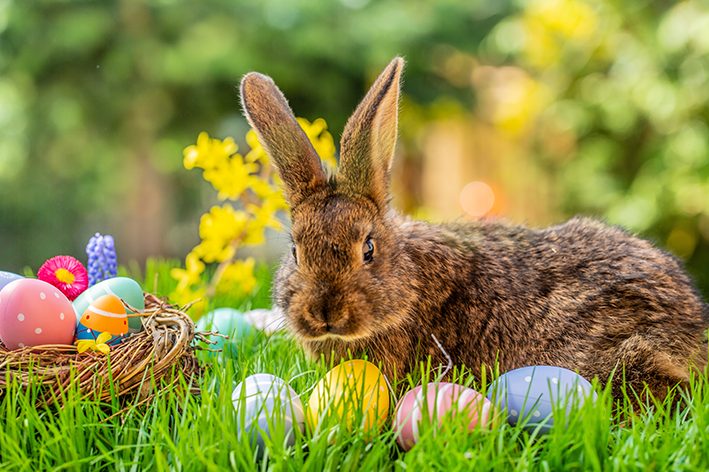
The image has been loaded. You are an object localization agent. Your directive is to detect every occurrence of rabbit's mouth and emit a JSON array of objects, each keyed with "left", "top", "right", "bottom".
[{"left": 292, "top": 308, "right": 370, "bottom": 341}]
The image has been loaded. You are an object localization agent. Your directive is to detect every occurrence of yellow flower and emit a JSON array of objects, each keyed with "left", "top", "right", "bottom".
[
  {"left": 216, "top": 258, "right": 257, "bottom": 297},
  {"left": 246, "top": 198, "right": 286, "bottom": 236},
  {"left": 203, "top": 154, "right": 259, "bottom": 200},
  {"left": 183, "top": 132, "right": 238, "bottom": 170},
  {"left": 76, "top": 331, "right": 112, "bottom": 354},
  {"left": 196, "top": 204, "right": 250, "bottom": 263},
  {"left": 170, "top": 252, "right": 205, "bottom": 292}
]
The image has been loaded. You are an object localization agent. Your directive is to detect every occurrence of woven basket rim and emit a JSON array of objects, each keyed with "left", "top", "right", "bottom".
[{"left": 0, "top": 292, "right": 209, "bottom": 406}]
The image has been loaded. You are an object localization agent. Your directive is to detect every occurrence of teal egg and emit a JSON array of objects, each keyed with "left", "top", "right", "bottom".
[
  {"left": 196, "top": 308, "right": 253, "bottom": 357},
  {"left": 72, "top": 277, "right": 145, "bottom": 333}
]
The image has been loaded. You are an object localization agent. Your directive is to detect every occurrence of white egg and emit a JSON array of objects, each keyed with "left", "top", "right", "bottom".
[{"left": 232, "top": 373, "right": 305, "bottom": 458}]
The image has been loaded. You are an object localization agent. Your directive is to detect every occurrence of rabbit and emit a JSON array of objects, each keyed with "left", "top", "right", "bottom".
[{"left": 240, "top": 57, "right": 709, "bottom": 406}]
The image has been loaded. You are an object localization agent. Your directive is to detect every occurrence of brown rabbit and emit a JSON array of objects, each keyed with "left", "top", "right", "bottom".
[{"left": 240, "top": 57, "right": 709, "bottom": 405}]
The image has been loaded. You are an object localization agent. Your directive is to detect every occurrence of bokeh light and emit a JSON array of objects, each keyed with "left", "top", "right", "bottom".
[{"left": 460, "top": 182, "right": 495, "bottom": 217}]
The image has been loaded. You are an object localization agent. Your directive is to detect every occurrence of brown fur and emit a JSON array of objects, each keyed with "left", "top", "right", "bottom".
[{"left": 241, "top": 57, "right": 709, "bottom": 406}]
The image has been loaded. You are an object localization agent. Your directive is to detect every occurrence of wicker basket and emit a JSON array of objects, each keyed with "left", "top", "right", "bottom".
[{"left": 0, "top": 293, "right": 209, "bottom": 407}]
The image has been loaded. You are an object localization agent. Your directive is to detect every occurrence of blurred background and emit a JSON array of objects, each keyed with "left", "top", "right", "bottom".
[{"left": 1, "top": 0, "right": 708, "bottom": 297}]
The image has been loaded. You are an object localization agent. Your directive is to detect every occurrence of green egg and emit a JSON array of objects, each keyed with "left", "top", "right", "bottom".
[
  {"left": 196, "top": 307, "right": 253, "bottom": 357},
  {"left": 72, "top": 277, "right": 145, "bottom": 333}
]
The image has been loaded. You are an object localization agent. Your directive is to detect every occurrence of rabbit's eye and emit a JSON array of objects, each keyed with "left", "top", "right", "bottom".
[
  {"left": 363, "top": 238, "right": 374, "bottom": 263},
  {"left": 291, "top": 244, "right": 298, "bottom": 264}
]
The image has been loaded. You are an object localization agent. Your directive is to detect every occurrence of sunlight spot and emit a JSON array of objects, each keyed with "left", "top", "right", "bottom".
[{"left": 460, "top": 182, "right": 494, "bottom": 217}]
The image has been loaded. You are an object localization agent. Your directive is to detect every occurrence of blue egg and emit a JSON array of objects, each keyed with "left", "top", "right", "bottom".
[
  {"left": 75, "top": 323, "right": 126, "bottom": 346},
  {"left": 0, "top": 271, "right": 23, "bottom": 292},
  {"left": 486, "top": 365, "right": 595, "bottom": 434},
  {"left": 196, "top": 308, "right": 253, "bottom": 357}
]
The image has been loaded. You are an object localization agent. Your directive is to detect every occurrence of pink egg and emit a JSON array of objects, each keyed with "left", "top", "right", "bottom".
[
  {"left": 393, "top": 382, "right": 493, "bottom": 451},
  {"left": 0, "top": 278, "right": 77, "bottom": 350}
]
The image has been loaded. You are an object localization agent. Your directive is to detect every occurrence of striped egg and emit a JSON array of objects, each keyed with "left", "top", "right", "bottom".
[
  {"left": 393, "top": 382, "right": 493, "bottom": 451},
  {"left": 232, "top": 373, "right": 305, "bottom": 458},
  {"left": 76, "top": 294, "right": 129, "bottom": 346}
]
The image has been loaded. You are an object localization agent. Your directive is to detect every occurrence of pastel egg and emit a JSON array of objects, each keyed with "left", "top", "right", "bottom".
[
  {"left": 76, "top": 294, "right": 129, "bottom": 346},
  {"left": 72, "top": 277, "right": 144, "bottom": 333},
  {"left": 0, "top": 278, "right": 76, "bottom": 350},
  {"left": 393, "top": 382, "right": 493, "bottom": 451},
  {"left": 307, "top": 360, "right": 389, "bottom": 433},
  {"left": 232, "top": 373, "right": 305, "bottom": 458},
  {"left": 196, "top": 308, "right": 253, "bottom": 357},
  {"left": 0, "top": 271, "right": 23, "bottom": 292},
  {"left": 486, "top": 365, "right": 595, "bottom": 434}
]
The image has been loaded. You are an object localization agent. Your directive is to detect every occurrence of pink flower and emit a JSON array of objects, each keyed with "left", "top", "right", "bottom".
[{"left": 37, "top": 255, "right": 89, "bottom": 301}]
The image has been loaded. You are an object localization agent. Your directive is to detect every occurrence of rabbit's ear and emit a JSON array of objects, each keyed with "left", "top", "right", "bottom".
[
  {"left": 337, "top": 57, "right": 404, "bottom": 209},
  {"left": 241, "top": 72, "right": 329, "bottom": 208}
]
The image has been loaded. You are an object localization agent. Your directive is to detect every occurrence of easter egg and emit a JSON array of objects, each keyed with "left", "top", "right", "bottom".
[
  {"left": 72, "top": 277, "right": 144, "bottom": 333},
  {"left": 0, "top": 271, "right": 23, "bottom": 292},
  {"left": 196, "top": 308, "right": 253, "bottom": 357},
  {"left": 232, "top": 373, "right": 305, "bottom": 457},
  {"left": 76, "top": 294, "right": 129, "bottom": 346},
  {"left": 0, "top": 279, "right": 76, "bottom": 350},
  {"left": 393, "top": 382, "right": 493, "bottom": 451},
  {"left": 307, "top": 360, "right": 389, "bottom": 433},
  {"left": 487, "top": 365, "right": 595, "bottom": 434}
]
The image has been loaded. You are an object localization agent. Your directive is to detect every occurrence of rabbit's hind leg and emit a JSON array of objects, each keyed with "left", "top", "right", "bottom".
[{"left": 594, "top": 333, "right": 692, "bottom": 411}]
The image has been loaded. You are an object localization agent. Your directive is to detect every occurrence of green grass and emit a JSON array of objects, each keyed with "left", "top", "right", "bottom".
[{"left": 2, "top": 259, "right": 709, "bottom": 471}]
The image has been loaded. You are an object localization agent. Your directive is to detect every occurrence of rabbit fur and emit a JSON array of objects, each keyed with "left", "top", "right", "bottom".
[{"left": 240, "top": 57, "right": 709, "bottom": 404}]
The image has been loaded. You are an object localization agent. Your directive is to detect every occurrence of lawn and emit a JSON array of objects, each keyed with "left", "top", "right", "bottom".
[{"left": 2, "top": 260, "right": 709, "bottom": 472}]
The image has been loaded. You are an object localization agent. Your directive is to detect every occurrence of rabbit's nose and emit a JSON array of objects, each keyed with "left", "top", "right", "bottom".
[{"left": 319, "top": 307, "right": 331, "bottom": 326}]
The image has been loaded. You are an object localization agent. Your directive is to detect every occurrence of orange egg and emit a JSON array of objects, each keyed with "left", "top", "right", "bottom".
[{"left": 76, "top": 294, "right": 129, "bottom": 345}]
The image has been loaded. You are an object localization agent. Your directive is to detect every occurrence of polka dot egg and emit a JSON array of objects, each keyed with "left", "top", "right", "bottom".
[
  {"left": 0, "top": 278, "right": 76, "bottom": 350},
  {"left": 486, "top": 365, "right": 595, "bottom": 434},
  {"left": 393, "top": 382, "right": 493, "bottom": 451}
]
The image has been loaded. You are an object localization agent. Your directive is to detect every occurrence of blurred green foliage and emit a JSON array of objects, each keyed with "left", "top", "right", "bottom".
[{"left": 0, "top": 0, "right": 708, "bottom": 297}]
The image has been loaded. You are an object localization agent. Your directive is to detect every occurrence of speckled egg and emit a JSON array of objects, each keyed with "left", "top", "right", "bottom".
[
  {"left": 486, "top": 365, "right": 595, "bottom": 433},
  {"left": 76, "top": 294, "right": 129, "bottom": 346},
  {"left": 232, "top": 373, "right": 305, "bottom": 458},
  {"left": 393, "top": 382, "right": 493, "bottom": 451},
  {"left": 307, "top": 360, "right": 389, "bottom": 433},
  {"left": 72, "top": 277, "right": 144, "bottom": 333},
  {"left": 196, "top": 308, "right": 253, "bottom": 357},
  {"left": 0, "top": 271, "right": 23, "bottom": 292},
  {"left": 0, "top": 278, "right": 76, "bottom": 350}
]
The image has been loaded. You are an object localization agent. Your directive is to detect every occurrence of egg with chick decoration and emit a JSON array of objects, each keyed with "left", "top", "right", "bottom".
[
  {"left": 76, "top": 294, "right": 129, "bottom": 346},
  {"left": 486, "top": 365, "right": 595, "bottom": 434},
  {"left": 72, "top": 277, "right": 145, "bottom": 333},
  {"left": 393, "top": 382, "right": 494, "bottom": 451}
]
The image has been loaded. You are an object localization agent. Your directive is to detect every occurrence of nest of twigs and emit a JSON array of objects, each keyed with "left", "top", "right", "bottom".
[{"left": 0, "top": 293, "right": 211, "bottom": 407}]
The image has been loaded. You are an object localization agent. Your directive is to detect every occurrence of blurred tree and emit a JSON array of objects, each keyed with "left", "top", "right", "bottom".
[{"left": 0, "top": 0, "right": 707, "bottom": 297}]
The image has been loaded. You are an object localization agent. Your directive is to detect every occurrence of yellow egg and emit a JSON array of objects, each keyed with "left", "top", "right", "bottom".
[{"left": 306, "top": 360, "right": 390, "bottom": 433}]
